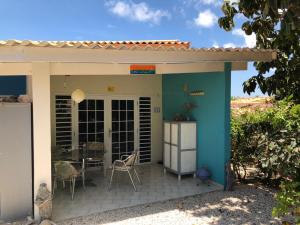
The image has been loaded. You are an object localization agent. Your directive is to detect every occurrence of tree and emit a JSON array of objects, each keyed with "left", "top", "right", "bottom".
[{"left": 218, "top": 0, "right": 300, "bottom": 102}]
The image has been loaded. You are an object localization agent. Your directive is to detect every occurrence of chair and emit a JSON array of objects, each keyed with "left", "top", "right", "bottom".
[
  {"left": 85, "top": 142, "right": 106, "bottom": 175},
  {"left": 108, "top": 150, "right": 141, "bottom": 191},
  {"left": 51, "top": 145, "right": 64, "bottom": 161},
  {"left": 53, "top": 161, "right": 85, "bottom": 200}
]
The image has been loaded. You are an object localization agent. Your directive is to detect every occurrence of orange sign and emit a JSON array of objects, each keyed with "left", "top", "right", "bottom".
[{"left": 130, "top": 65, "right": 156, "bottom": 74}]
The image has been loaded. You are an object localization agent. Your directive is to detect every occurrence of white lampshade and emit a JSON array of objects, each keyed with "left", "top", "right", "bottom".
[{"left": 71, "top": 89, "right": 85, "bottom": 103}]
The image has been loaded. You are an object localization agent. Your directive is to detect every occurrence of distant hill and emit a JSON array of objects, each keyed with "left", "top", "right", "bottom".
[{"left": 231, "top": 97, "right": 274, "bottom": 115}]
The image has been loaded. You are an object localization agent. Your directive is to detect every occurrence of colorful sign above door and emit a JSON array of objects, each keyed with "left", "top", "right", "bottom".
[{"left": 130, "top": 65, "right": 156, "bottom": 75}]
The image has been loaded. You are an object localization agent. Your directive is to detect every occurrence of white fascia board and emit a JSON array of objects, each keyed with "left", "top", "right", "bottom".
[
  {"left": 0, "top": 46, "right": 276, "bottom": 63},
  {"left": 0, "top": 61, "right": 248, "bottom": 76}
]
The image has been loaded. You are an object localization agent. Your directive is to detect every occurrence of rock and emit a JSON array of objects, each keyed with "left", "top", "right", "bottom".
[
  {"left": 176, "top": 202, "right": 184, "bottom": 209},
  {"left": 39, "top": 219, "right": 56, "bottom": 225},
  {"left": 218, "top": 208, "right": 225, "bottom": 213}
]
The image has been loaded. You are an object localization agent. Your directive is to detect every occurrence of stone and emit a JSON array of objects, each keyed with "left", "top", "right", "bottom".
[{"left": 39, "top": 219, "right": 56, "bottom": 225}]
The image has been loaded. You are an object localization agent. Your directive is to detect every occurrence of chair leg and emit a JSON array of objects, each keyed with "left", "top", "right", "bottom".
[
  {"left": 103, "top": 166, "right": 106, "bottom": 177},
  {"left": 133, "top": 168, "right": 141, "bottom": 184},
  {"left": 82, "top": 171, "right": 86, "bottom": 189},
  {"left": 52, "top": 177, "right": 57, "bottom": 196},
  {"left": 108, "top": 166, "right": 115, "bottom": 191},
  {"left": 127, "top": 169, "right": 137, "bottom": 192},
  {"left": 71, "top": 177, "right": 76, "bottom": 200}
]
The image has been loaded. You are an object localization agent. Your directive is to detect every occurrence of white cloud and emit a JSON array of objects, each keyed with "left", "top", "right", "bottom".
[
  {"left": 194, "top": 9, "right": 217, "bottom": 28},
  {"left": 223, "top": 42, "right": 236, "bottom": 48},
  {"left": 200, "top": 0, "right": 221, "bottom": 6},
  {"left": 182, "top": 0, "right": 221, "bottom": 8},
  {"left": 106, "top": 1, "right": 170, "bottom": 24},
  {"left": 232, "top": 28, "right": 256, "bottom": 48},
  {"left": 212, "top": 41, "right": 219, "bottom": 48}
]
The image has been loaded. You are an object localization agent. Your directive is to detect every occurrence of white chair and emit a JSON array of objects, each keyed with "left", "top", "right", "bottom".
[{"left": 108, "top": 150, "right": 141, "bottom": 191}]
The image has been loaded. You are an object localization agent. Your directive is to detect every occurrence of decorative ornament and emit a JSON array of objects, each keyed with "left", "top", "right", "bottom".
[{"left": 71, "top": 89, "right": 85, "bottom": 103}]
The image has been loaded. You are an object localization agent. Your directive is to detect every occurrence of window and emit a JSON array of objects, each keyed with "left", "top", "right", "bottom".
[
  {"left": 55, "top": 95, "right": 72, "bottom": 149},
  {"left": 139, "top": 97, "right": 151, "bottom": 163}
]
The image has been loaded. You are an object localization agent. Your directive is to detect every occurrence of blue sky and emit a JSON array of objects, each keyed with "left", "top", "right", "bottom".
[{"left": 0, "top": 0, "right": 264, "bottom": 97}]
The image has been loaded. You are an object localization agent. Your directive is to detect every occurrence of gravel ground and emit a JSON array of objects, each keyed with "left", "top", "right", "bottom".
[{"left": 3, "top": 184, "right": 294, "bottom": 225}]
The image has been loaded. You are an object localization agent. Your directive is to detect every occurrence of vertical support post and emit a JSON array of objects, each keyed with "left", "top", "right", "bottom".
[
  {"left": 26, "top": 75, "right": 32, "bottom": 98},
  {"left": 31, "top": 62, "right": 51, "bottom": 220},
  {"left": 224, "top": 62, "right": 232, "bottom": 187}
]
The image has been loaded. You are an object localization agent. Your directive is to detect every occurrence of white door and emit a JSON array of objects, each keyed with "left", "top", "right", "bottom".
[{"left": 106, "top": 97, "right": 139, "bottom": 165}]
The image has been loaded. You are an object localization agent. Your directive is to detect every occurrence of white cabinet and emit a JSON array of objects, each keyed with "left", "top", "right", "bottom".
[{"left": 163, "top": 121, "right": 197, "bottom": 180}]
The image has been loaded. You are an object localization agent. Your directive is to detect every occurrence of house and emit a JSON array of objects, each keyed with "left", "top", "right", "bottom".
[{"left": 0, "top": 40, "right": 276, "bottom": 221}]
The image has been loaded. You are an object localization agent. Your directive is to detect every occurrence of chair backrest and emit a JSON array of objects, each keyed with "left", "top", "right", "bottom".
[
  {"left": 54, "top": 161, "right": 78, "bottom": 180},
  {"left": 86, "top": 142, "right": 104, "bottom": 151},
  {"left": 86, "top": 142, "right": 105, "bottom": 158},
  {"left": 52, "top": 145, "right": 63, "bottom": 161},
  {"left": 125, "top": 150, "right": 139, "bottom": 167}
]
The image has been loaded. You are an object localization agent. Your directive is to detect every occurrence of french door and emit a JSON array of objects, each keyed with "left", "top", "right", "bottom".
[
  {"left": 109, "top": 98, "right": 138, "bottom": 163},
  {"left": 55, "top": 95, "right": 150, "bottom": 165}
]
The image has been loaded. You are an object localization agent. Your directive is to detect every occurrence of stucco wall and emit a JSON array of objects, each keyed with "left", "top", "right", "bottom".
[
  {"left": 50, "top": 75, "right": 163, "bottom": 163},
  {"left": 162, "top": 69, "right": 231, "bottom": 185}
]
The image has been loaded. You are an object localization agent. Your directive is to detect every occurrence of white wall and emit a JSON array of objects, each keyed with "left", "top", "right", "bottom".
[{"left": 50, "top": 75, "right": 163, "bottom": 163}]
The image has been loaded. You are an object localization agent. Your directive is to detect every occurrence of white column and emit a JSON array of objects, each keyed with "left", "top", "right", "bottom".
[
  {"left": 31, "top": 62, "right": 51, "bottom": 220},
  {"left": 26, "top": 75, "right": 32, "bottom": 98}
]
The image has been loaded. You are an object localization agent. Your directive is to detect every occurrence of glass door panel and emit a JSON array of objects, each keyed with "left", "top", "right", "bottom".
[
  {"left": 78, "top": 99, "right": 104, "bottom": 145},
  {"left": 111, "top": 99, "right": 135, "bottom": 163}
]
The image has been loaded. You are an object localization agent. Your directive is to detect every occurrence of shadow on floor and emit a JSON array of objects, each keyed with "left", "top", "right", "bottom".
[
  {"left": 52, "top": 164, "right": 222, "bottom": 221},
  {"left": 59, "top": 185, "right": 284, "bottom": 225}
]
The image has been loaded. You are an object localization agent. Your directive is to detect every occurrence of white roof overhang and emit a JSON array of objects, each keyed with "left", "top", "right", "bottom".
[{"left": 0, "top": 45, "right": 277, "bottom": 75}]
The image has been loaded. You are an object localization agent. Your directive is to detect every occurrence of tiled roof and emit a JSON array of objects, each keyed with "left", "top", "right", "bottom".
[
  {"left": 0, "top": 39, "right": 275, "bottom": 53},
  {"left": 0, "top": 40, "right": 190, "bottom": 50}
]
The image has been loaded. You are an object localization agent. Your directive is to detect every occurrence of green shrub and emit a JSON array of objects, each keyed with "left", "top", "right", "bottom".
[
  {"left": 272, "top": 181, "right": 300, "bottom": 224},
  {"left": 231, "top": 99, "right": 300, "bottom": 179},
  {"left": 231, "top": 99, "right": 300, "bottom": 222}
]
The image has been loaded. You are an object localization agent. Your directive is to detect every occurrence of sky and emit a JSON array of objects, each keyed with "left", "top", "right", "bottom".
[{"left": 0, "top": 0, "right": 265, "bottom": 97}]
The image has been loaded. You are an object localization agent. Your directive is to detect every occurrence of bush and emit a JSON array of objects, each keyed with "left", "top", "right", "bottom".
[
  {"left": 231, "top": 99, "right": 300, "bottom": 222},
  {"left": 272, "top": 181, "right": 300, "bottom": 224},
  {"left": 231, "top": 100, "right": 300, "bottom": 180}
]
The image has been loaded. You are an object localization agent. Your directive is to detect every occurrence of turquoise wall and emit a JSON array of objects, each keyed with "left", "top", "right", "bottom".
[
  {"left": 0, "top": 76, "right": 26, "bottom": 95},
  {"left": 162, "top": 64, "right": 231, "bottom": 185}
]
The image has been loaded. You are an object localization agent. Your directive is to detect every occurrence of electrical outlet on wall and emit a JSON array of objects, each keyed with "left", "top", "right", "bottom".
[{"left": 154, "top": 107, "right": 160, "bottom": 113}]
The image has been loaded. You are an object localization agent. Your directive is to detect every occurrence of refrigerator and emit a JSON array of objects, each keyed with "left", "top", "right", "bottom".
[{"left": 0, "top": 102, "right": 32, "bottom": 222}]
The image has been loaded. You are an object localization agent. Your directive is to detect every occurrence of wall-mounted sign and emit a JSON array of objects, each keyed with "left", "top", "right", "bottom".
[{"left": 130, "top": 65, "right": 156, "bottom": 75}]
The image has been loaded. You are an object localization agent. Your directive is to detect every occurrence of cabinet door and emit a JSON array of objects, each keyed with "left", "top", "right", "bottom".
[
  {"left": 181, "top": 150, "right": 196, "bottom": 173},
  {"left": 164, "top": 122, "right": 170, "bottom": 143},
  {"left": 171, "top": 145, "right": 178, "bottom": 171},
  {"left": 171, "top": 123, "right": 178, "bottom": 145},
  {"left": 164, "top": 143, "right": 171, "bottom": 168},
  {"left": 180, "top": 123, "right": 196, "bottom": 149}
]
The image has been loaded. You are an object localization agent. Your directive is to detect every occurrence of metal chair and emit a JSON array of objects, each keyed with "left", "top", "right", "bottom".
[
  {"left": 108, "top": 150, "right": 141, "bottom": 191},
  {"left": 53, "top": 161, "right": 85, "bottom": 200}
]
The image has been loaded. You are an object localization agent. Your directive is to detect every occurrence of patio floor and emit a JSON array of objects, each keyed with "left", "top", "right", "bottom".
[{"left": 52, "top": 164, "right": 223, "bottom": 221}]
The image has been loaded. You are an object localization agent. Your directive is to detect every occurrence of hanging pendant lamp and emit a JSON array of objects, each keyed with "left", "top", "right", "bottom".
[{"left": 71, "top": 89, "right": 86, "bottom": 103}]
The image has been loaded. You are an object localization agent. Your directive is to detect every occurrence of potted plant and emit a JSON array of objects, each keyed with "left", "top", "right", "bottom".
[{"left": 183, "top": 102, "right": 197, "bottom": 121}]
